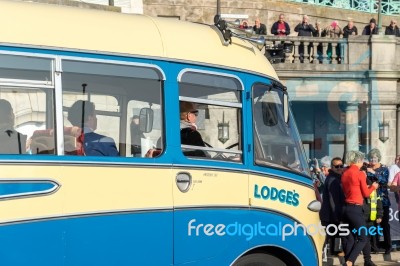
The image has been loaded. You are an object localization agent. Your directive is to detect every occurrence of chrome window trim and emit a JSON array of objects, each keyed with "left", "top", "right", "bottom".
[
  {"left": 179, "top": 96, "right": 242, "bottom": 108},
  {"left": 60, "top": 55, "right": 166, "bottom": 81},
  {"left": 54, "top": 56, "right": 65, "bottom": 156},
  {"left": 0, "top": 50, "right": 55, "bottom": 86},
  {"left": 177, "top": 68, "right": 244, "bottom": 91}
]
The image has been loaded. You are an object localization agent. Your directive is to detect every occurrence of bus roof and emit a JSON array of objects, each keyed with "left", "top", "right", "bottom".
[{"left": 0, "top": 0, "right": 278, "bottom": 80}]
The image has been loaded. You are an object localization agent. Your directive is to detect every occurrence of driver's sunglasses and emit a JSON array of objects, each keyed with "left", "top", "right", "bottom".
[
  {"left": 333, "top": 164, "right": 344, "bottom": 169},
  {"left": 189, "top": 110, "right": 199, "bottom": 117}
]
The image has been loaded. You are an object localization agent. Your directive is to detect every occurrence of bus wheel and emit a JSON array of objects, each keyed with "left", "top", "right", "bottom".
[{"left": 233, "top": 253, "right": 286, "bottom": 266}]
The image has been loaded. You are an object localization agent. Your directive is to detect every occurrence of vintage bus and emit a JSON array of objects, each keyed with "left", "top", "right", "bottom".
[{"left": 0, "top": 1, "right": 323, "bottom": 265}]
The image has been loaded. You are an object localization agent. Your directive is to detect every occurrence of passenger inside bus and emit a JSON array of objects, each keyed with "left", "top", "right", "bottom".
[
  {"left": 180, "top": 101, "right": 207, "bottom": 157},
  {"left": 0, "top": 99, "right": 27, "bottom": 154},
  {"left": 67, "top": 100, "right": 119, "bottom": 156}
]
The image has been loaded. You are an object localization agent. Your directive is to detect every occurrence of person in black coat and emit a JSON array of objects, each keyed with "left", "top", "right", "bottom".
[
  {"left": 180, "top": 101, "right": 207, "bottom": 157},
  {"left": 294, "top": 15, "right": 316, "bottom": 62},
  {"left": 294, "top": 15, "right": 316, "bottom": 36},
  {"left": 362, "top": 18, "right": 379, "bottom": 35},
  {"left": 343, "top": 19, "right": 358, "bottom": 38},
  {"left": 253, "top": 18, "right": 267, "bottom": 35},
  {"left": 385, "top": 20, "right": 400, "bottom": 37},
  {"left": 319, "top": 157, "right": 345, "bottom": 262}
]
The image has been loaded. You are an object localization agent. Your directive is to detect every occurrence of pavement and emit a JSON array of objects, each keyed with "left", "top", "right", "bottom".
[{"left": 325, "top": 250, "right": 400, "bottom": 265}]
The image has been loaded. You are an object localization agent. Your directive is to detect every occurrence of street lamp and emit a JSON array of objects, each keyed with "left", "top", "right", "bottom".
[
  {"left": 218, "top": 112, "right": 229, "bottom": 144},
  {"left": 378, "top": 120, "right": 389, "bottom": 143}
]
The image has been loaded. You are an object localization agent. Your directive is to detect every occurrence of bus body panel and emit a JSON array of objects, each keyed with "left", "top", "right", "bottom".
[
  {"left": 0, "top": 1, "right": 322, "bottom": 264},
  {"left": 249, "top": 173, "right": 324, "bottom": 264},
  {"left": 0, "top": 164, "right": 173, "bottom": 265},
  {"left": 174, "top": 209, "right": 318, "bottom": 266}
]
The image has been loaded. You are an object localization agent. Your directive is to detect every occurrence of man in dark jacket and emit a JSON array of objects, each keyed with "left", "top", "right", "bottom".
[
  {"left": 362, "top": 18, "right": 379, "bottom": 35},
  {"left": 253, "top": 18, "right": 267, "bottom": 35},
  {"left": 319, "top": 157, "right": 345, "bottom": 263},
  {"left": 294, "top": 15, "right": 316, "bottom": 36},
  {"left": 294, "top": 15, "right": 316, "bottom": 62},
  {"left": 385, "top": 20, "right": 400, "bottom": 37},
  {"left": 271, "top": 14, "right": 290, "bottom": 36}
]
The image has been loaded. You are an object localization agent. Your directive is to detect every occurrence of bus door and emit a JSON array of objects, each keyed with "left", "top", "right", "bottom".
[{"left": 172, "top": 70, "right": 249, "bottom": 265}]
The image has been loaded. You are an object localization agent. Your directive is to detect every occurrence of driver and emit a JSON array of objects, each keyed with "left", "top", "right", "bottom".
[{"left": 180, "top": 101, "right": 207, "bottom": 157}]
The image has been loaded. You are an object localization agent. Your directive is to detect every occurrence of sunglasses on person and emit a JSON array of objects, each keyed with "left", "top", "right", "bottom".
[{"left": 333, "top": 164, "right": 344, "bottom": 169}]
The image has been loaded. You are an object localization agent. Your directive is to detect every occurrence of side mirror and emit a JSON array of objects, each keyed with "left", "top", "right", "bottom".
[
  {"left": 283, "top": 93, "right": 289, "bottom": 123},
  {"left": 139, "top": 108, "right": 154, "bottom": 133}
]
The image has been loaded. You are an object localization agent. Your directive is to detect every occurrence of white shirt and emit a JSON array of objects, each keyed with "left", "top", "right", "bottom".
[{"left": 388, "top": 163, "right": 400, "bottom": 183}]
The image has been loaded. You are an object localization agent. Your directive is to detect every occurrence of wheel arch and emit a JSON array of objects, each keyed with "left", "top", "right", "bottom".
[{"left": 231, "top": 245, "right": 302, "bottom": 266}]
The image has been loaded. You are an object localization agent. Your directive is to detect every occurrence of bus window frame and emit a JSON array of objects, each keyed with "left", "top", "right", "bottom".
[
  {"left": 58, "top": 56, "right": 166, "bottom": 157},
  {"left": 0, "top": 51, "right": 55, "bottom": 87},
  {"left": 178, "top": 68, "right": 244, "bottom": 161}
]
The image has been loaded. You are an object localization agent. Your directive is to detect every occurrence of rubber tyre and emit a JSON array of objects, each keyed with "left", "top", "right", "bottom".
[{"left": 233, "top": 253, "right": 286, "bottom": 266}]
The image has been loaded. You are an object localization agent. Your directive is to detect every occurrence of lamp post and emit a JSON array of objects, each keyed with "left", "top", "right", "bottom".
[
  {"left": 218, "top": 112, "right": 229, "bottom": 144},
  {"left": 217, "top": 0, "right": 221, "bottom": 16},
  {"left": 377, "top": 0, "right": 383, "bottom": 34}
]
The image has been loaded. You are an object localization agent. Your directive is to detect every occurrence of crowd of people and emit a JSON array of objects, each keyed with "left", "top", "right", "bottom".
[
  {"left": 239, "top": 14, "right": 400, "bottom": 38},
  {"left": 314, "top": 150, "right": 400, "bottom": 266}
]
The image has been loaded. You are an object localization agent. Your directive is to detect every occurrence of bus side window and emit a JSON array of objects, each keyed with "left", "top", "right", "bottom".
[
  {"left": 0, "top": 88, "right": 53, "bottom": 156},
  {"left": 129, "top": 105, "right": 163, "bottom": 158},
  {"left": 178, "top": 71, "right": 243, "bottom": 161},
  {"left": 61, "top": 60, "right": 164, "bottom": 158}
]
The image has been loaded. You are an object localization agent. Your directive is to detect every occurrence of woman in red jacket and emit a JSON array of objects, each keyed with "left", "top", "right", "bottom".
[{"left": 341, "top": 150, "right": 378, "bottom": 266}]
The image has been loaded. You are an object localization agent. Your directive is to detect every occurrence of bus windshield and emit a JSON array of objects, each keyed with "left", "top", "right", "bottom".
[{"left": 253, "top": 83, "right": 309, "bottom": 175}]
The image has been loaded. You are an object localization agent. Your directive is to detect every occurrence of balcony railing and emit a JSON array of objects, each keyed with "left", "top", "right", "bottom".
[
  {"left": 261, "top": 35, "right": 400, "bottom": 71},
  {"left": 286, "top": 0, "right": 400, "bottom": 15}
]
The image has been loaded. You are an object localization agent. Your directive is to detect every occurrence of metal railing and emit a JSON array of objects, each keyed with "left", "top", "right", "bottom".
[
  {"left": 286, "top": 0, "right": 400, "bottom": 15},
  {"left": 261, "top": 35, "right": 400, "bottom": 72}
]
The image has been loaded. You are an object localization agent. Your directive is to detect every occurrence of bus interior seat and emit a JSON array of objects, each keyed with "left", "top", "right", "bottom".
[
  {"left": 31, "top": 127, "right": 82, "bottom": 155},
  {"left": 30, "top": 136, "right": 54, "bottom": 154},
  {"left": 64, "top": 135, "right": 78, "bottom": 155}
]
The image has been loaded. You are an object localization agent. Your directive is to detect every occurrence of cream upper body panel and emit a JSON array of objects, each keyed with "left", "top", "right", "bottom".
[{"left": 0, "top": 0, "right": 278, "bottom": 80}]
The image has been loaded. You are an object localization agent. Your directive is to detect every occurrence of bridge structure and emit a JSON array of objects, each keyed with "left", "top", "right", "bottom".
[{"left": 263, "top": 34, "right": 400, "bottom": 162}]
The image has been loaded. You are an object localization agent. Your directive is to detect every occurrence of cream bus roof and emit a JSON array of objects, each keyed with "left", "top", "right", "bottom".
[{"left": 0, "top": 0, "right": 278, "bottom": 80}]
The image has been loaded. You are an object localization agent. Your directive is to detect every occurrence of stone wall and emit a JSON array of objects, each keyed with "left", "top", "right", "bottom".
[
  {"left": 22, "top": 0, "right": 121, "bottom": 12},
  {"left": 143, "top": 0, "right": 397, "bottom": 35}
]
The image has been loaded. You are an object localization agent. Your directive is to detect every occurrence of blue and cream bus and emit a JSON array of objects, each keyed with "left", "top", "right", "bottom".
[{"left": 0, "top": 1, "right": 322, "bottom": 265}]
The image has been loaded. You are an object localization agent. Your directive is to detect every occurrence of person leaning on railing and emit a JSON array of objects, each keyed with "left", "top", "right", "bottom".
[
  {"left": 385, "top": 19, "right": 400, "bottom": 37},
  {"left": 253, "top": 17, "right": 266, "bottom": 35},
  {"left": 343, "top": 18, "right": 358, "bottom": 38},
  {"left": 362, "top": 18, "right": 378, "bottom": 35},
  {"left": 271, "top": 13, "right": 290, "bottom": 36},
  {"left": 341, "top": 150, "right": 378, "bottom": 266}
]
